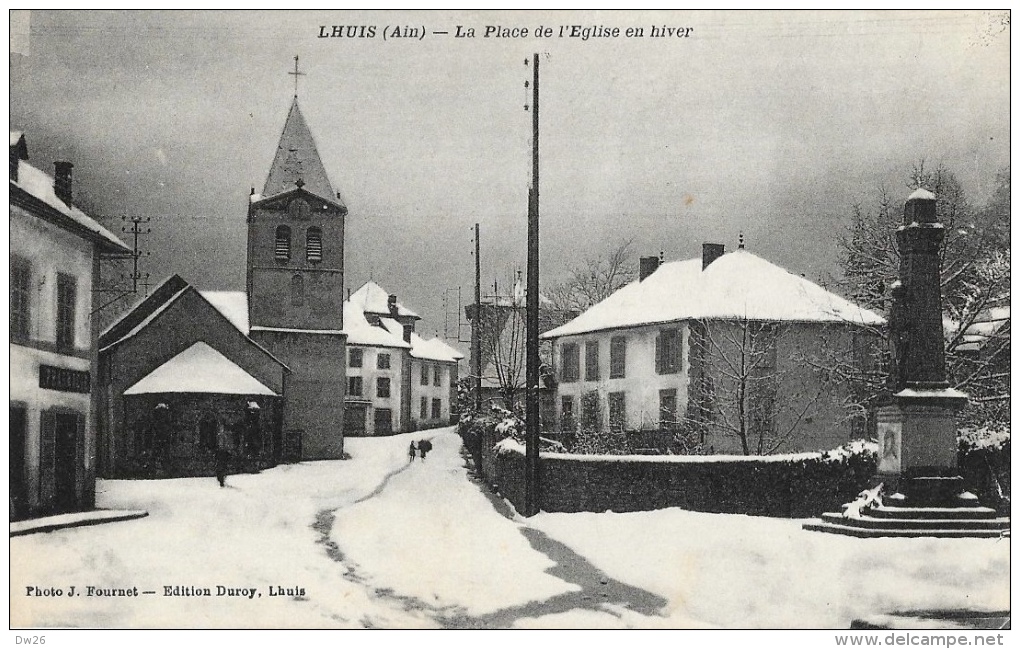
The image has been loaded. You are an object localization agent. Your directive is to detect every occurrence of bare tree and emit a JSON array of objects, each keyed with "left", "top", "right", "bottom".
[
  {"left": 837, "top": 162, "right": 1010, "bottom": 429},
  {"left": 686, "top": 319, "right": 835, "bottom": 455},
  {"left": 474, "top": 303, "right": 527, "bottom": 412},
  {"left": 545, "top": 238, "right": 636, "bottom": 312}
]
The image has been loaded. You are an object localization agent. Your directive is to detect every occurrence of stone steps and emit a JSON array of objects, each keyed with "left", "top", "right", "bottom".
[
  {"left": 803, "top": 519, "right": 1010, "bottom": 539},
  {"left": 866, "top": 504, "right": 1000, "bottom": 520},
  {"left": 820, "top": 511, "right": 1010, "bottom": 532}
]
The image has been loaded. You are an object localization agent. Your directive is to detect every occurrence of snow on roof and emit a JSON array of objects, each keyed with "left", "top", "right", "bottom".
[
  {"left": 948, "top": 305, "right": 1010, "bottom": 353},
  {"left": 349, "top": 281, "right": 420, "bottom": 319},
  {"left": 10, "top": 130, "right": 24, "bottom": 146},
  {"left": 908, "top": 188, "right": 936, "bottom": 201},
  {"left": 124, "top": 342, "right": 278, "bottom": 396},
  {"left": 11, "top": 158, "right": 130, "bottom": 253},
  {"left": 343, "top": 301, "right": 411, "bottom": 348},
  {"left": 200, "top": 291, "right": 249, "bottom": 333},
  {"left": 409, "top": 333, "right": 465, "bottom": 363},
  {"left": 542, "top": 249, "right": 885, "bottom": 339}
]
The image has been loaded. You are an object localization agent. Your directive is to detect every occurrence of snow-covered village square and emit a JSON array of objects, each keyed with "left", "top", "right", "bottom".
[{"left": 8, "top": 10, "right": 1011, "bottom": 635}]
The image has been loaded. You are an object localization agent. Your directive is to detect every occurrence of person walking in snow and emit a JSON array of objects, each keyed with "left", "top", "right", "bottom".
[
  {"left": 215, "top": 446, "right": 230, "bottom": 487},
  {"left": 418, "top": 439, "right": 433, "bottom": 460},
  {"left": 408, "top": 440, "right": 418, "bottom": 463},
  {"left": 215, "top": 426, "right": 231, "bottom": 487}
]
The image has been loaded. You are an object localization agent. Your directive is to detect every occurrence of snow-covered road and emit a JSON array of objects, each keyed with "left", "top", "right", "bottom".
[{"left": 10, "top": 428, "right": 1010, "bottom": 629}]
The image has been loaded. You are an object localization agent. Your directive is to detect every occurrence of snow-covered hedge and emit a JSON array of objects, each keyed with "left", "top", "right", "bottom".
[{"left": 488, "top": 437, "right": 878, "bottom": 518}]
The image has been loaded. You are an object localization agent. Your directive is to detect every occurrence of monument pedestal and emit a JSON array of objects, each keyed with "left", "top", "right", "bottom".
[{"left": 804, "top": 390, "right": 1009, "bottom": 538}]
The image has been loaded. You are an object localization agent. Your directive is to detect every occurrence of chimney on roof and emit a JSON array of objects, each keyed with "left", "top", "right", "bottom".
[
  {"left": 54, "top": 161, "right": 74, "bottom": 206},
  {"left": 402, "top": 323, "right": 413, "bottom": 343},
  {"left": 639, "top": 256, "right": 660, "bottom": 281},
  {"left": 387, "top": 294, "right": 398, "bottom": 318},
  {"left": 702, "top": 243, "right": 725, "bottom": 270}
]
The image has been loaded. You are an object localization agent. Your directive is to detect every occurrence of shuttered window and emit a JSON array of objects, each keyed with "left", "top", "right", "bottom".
[
  {"left": 306, "top": 227, "right": 323, "bottom": 263},
  {"left": 561, "top": 343, "right": 580, "bottom": 383},
  {"left": 608, "top": 392, "right": 626, "bottom": 431},
  {"left": 655, "top": 328, "right": 682, "bottom": 375},
  {"left": 275, "top": 225, "right": 291, "bottom": 261},
  {"left": 10, "top": 257, "right": 30, "bottom": 341},
  {"left": 609, "top": 336, "right": 626, "bottom": 378},
  {"left": 585, "top": 340, "right": 600, "bottom": 381},
  {"left": 56, "top": 273, "right": 77, "bottom": 351}
]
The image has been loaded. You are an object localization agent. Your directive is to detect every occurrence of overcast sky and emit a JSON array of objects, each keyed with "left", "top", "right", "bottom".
[{"left": 10, "top": 10, "right": 1010, "bottom": 343}]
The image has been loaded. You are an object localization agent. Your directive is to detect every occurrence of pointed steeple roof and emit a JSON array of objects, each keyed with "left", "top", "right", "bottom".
[{"left": 262, "top": 98, "right": 338, "bottom": 203}]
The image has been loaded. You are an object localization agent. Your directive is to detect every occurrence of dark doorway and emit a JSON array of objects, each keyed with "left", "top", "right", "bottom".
[
  {"left": 374, "top": 408, "right": 393, "bottom": 436},
  {"left": 53, "top": 412, "right": 80, "bottom": 513},
  {"left": 10, "top": 406, "right": 28, "bottom": 520},
  {"left": 199, "top": 412, "right": 218, "bottom": 450},
  {"left": 344, "top": 404, "right": 367, "bottom": 437}
]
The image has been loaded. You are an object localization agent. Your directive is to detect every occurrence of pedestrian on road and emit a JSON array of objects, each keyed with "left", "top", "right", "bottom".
[
  {"left": 418, "top": 439, "right": 433, "bottom": 460},
  {"left": 215, "top": 446, "right": 230, "bottom": 487},
  {"left": 408, "top": 440, "right": 418, "bottom": 463}
]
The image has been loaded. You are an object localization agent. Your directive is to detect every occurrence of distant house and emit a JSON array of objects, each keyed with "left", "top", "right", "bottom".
[
  {"left": 10, "top": 131, "right": 131, "bottom": 519},
  {"left": 343, "top": 281, "right": 463, "bottom": 436},
  {"left": 98, "top": 276, "right": 289, "bottom": 477},
  {"left": 947, "top": 304, "right": 1010, "bottom": 427},
  {"left": 541, "top": 244, "right": 886, "bottom": 455},
  {"left": 465, "top": 280, "right": 576, "bottom": 422}
]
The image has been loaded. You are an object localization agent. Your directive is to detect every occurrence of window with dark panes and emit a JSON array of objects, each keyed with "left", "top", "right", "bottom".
[
  {"left": 580, "top": 392, "right": 600, "bottom": 431},
  {"left": 431, "top": 398, "right": 442, "bottom": 420},
  {"left": 659, "top": 388, "right": 678, "bottom": 431},
  {"left": 349, "top": 348, "right": 363, "bottom": 368},
  {"left": 433, "top": 366, "right": 441, "bottom": 386},
  {"left": 609, "top": 336, "right": 626, "bottom": 378},
  {"left": 56, "top": 273, "right": 76, "bottom": 351},
  {"left": 376, "top": 377, "right": 391, "bottom": 398},
  {"left": 561, "top": 342, "right": 580, "bottom": 383},
  {"left": 377, "top": 353, "right": 391, "bottom": 370},
  {"left": 420, "top": 396, "right": 428, "bottom": 419},
  {"left": 347, "top": 376, "right": 363, "bottom": 397},
  {"left": 560, "top": 396, "right": 575, "bottom": 431},
  {"left": 421, "top": 364, "right": 429, "bottom": 385},
  {"left": 608, "top": 392, "right": 626, "bottom": 431},
  {"left": 655, "top": 328, "right": 682, "bottom": 375},
  {"left": 585, "top": 340, "right": 600, "bottom": 381},
  {"left": 10, "top": 257, "right": 30, "bottom": 341}
]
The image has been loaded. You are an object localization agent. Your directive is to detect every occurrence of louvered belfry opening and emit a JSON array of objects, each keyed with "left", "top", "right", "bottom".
[
  {"left": 275, "top": 225, "right": 291, "bottom": 260},
  {"left": 306, "top": 226, "right": 322, "bottom": 263}
]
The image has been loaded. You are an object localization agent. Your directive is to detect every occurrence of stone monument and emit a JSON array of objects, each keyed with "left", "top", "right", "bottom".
[{"left": 805, "top": 189, "right": 1009, "bottom": 537}]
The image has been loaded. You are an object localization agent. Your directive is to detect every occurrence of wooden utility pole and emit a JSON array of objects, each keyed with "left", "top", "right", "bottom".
[
  {"left": 524, "top": 53, "right": 541, "bottom": 517},
  {"left": 473, "top": 223, "right": 482, "bottom": 412}
]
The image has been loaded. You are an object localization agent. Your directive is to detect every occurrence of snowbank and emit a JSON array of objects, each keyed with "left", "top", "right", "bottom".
[{"left": 526, "top": 507, "right": 1010, "bottom": 629}]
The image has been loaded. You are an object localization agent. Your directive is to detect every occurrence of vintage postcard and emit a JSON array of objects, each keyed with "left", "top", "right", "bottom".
[{"left": 8, "top": 9, "right": 1010, "bottom": 637}]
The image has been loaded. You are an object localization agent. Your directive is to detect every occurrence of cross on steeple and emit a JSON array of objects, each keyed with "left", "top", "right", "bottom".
[{"left": 288, "top": 55, "right": 306, "bottom": 97}]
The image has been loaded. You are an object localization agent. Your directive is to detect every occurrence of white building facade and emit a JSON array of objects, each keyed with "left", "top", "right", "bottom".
[
  {"left": 10, "top": 132, "right": 131, "bottom": 519},
  {"left": 544, "top": 245, "right": 885, "bottom": 454}
]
